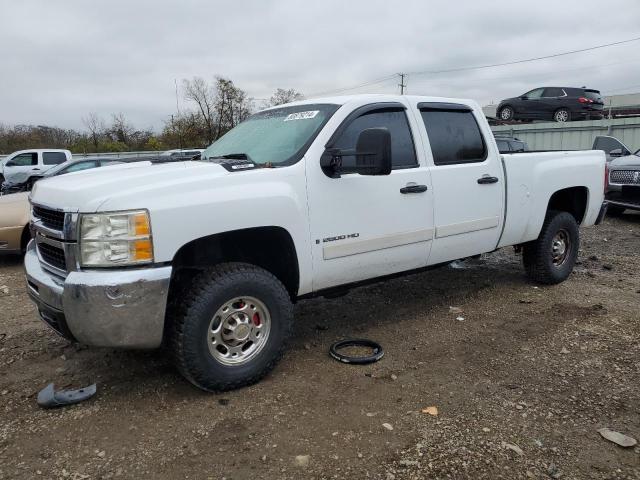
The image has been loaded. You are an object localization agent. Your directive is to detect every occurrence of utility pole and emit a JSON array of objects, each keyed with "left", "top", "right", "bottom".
[{"left": 398, "top": 73, "right": 406, "bottom": 95}]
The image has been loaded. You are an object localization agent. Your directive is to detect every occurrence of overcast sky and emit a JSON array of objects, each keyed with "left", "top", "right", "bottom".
[{"left": 1, "top": 0, "right": 640, "bottom": 131}]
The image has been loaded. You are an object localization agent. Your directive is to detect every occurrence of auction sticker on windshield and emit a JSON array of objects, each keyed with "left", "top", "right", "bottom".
[{"left": 284, "top": 111, "right": 319, "bottom": 121}]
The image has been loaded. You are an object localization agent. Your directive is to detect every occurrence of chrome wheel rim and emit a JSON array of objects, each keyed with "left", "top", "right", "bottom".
[
  {"left": 501, "top": 107, "right": 512, "bottom": 120},
  {"left": 208, "top": 296, "right": 271, "bottom": 365},
  {"left": 551, "top": 229, "right": 570, "bottom": 266},
  {"left": 555, "top": 110, "right": 568, "bottom": 122}
]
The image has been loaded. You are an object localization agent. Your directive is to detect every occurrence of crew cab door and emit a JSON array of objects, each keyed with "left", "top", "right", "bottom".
[
  {"left": 413, "top": 102, "right": 504, "bottom": 264},
  {"left": 305, "top": 102, "right": 434, "bottom": 291},
  {"left": 3, "top": 151, "right": 39, "bottom": 179}
]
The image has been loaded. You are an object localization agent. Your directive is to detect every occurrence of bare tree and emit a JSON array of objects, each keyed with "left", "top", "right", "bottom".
[
  {"left": 82, "top": 112, "right": 105, "bottom": 152},
  {"left": 109, "top": 113, "right": 134, "bottom": 145},
  {"left": 268, "top": 88, "right": 304, "bottom": 107},
  {"left": 183, "top": 77, "right": 216, "bottom": 143}
]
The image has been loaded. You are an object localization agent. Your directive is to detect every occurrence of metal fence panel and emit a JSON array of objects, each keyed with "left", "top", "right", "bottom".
[{"left": 492, "top": 118, "right": 640, "bottom": 151}]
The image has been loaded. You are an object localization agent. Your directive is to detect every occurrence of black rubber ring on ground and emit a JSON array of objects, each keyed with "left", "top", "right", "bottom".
[{"left": 329, "top": 339, "right": 384, "bottom": 365}]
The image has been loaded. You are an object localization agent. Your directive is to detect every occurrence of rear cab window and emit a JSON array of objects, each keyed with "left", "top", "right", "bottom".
[
  {"left": 43, "top": 152, "right": 68, "bottom": 165},
  {"left": 418, "top": 103, "right": 487, "bottom": 165}
]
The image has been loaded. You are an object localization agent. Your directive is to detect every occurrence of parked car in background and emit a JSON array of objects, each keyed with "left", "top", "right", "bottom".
[
  {"left": 0, "top": 157, "right": 139, "bottom": 253},
  {"left": 1, "top": 157, "right": 123, "bottom": 195},
  {"left": 497, "top": 87, "right": 604, "bottom": 123},
  {"left": 0, "top": 149, "right": 72, "bottom": 186},
  {"left": 0, "top": 192, "right": 30, "bottom": 254},
  {"left": 161, "top": 148, "right": 204, "bottom": 158},
  {"left": 594, "top": 136, "right": 640, "bottom": 214},
  {"left": 593, "top": 135, "right": 633, "bottom": 162},
  {"left": 494, "top": 136, "right": 529, "bottom": 153}
]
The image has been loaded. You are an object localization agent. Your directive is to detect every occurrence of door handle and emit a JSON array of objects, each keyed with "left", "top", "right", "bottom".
[
  {"left": 400, "top": 184, "right": 428, "bottom": 194},
  {"left": 477, "top": 176, "right": 499, "bottom": 184}
]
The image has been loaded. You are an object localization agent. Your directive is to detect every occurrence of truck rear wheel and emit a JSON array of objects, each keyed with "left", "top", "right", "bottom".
[
  {"left": 522, "top": 210, "right": 579, "bottom": 285},
  {"left": 168, "top": 263, "right": 293, "bottom": 392}
]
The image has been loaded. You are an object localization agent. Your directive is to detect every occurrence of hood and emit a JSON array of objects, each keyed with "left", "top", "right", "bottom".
[
  {"left": 30, "top": 161, "right": 231, "bottom": 212},
  {"left": 610, "top": 154, "right": 640, "bottom": 169}
]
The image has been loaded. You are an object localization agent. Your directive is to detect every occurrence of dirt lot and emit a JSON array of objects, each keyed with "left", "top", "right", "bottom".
[{"left": 1, "top": 214, "right": 639, "bottom": 480}]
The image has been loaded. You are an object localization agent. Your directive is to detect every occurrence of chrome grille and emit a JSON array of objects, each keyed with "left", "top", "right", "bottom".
[
  {"left": 38, "top": 242, "right": 66, "bottom": 271},
  {"left": 33, "top": 205, "right": 66, "bottom": 231},
  {"left": 610, "top": 170, "right": 640, "bottom": 185}
]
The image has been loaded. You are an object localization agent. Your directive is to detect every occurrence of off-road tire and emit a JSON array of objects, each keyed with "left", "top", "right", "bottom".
[
  {"left": 168, "top": 263, "right": 293, "bottom": 392},
  {"left": 523, "top": 210, "right": 579, "bottom": 285}
]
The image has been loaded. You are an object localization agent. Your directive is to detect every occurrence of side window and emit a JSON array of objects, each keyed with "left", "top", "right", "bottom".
[
  {"left": 496, "top": 139, "right": 510, "bottom": 153},
  {"left": 43, "top": 152, "right": 67, "bottom": 165},
  {"left": 512, "top": 141, "right": 527, "bottom": 152},
  {"left": 542, "top": 88, "right": 564, "bottom": 97},
  {"left": 420, "top": 109, "right": 487, "bottom": 166},
  {"left": 332, "top": 109, "right": 418, "bottom": 169},
  {"left": 6, "top": 152, "right": 37, "bottom": 167},
  {"left": 524, "top": 88, "right": 544, "bottom": 99},
  {"left": 63, "top": 161, "right": 97, "bottom": 173}
]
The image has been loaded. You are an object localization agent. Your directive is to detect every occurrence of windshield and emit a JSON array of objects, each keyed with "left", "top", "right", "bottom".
[
  {"left": 203, "top": 104, "right": 339, "bottom": 166},
  {"left": 43, "top": 161, "right": 73, "bottom": 176}
]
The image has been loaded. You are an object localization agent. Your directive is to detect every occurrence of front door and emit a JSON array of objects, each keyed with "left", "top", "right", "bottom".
[
  {"left": 3, "top": 152, "right": 39, "bottom": 181},
  {"left": 413, "top": 103, "right": 504, "bottom": 265},
  {"left": 305, "top": 102, "right": 434, "bottom": 291}
]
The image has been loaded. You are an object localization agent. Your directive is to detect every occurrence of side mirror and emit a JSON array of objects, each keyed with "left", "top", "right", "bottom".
[
  {"left": 520, "top": 96, "right": 528, "bottom": 100},
  {"left": 321, "top": 128, "right": 392, "bottom": 178},
  {"left": 609, "top": 148, "right": 624, "bottom": 157}
]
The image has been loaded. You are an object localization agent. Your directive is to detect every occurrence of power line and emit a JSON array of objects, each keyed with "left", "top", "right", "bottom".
[
  {"left": 307, "top": 35, "right": 640, "bottom": 98},
  {"left": 308, "top": 74, "right": 397, "bottom": 97},
  {"left": 407, "top": 35, "right": 640, "bottom": 76}
]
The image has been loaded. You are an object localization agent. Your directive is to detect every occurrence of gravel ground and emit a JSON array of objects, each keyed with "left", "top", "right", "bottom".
[{"left": 0, "top": 213, "right": 639, "bottom": 479}]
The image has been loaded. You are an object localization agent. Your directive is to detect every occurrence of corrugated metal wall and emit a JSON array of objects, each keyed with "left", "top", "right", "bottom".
[{"left": 492, "top": 118, "right": 640, "bottom": 151}]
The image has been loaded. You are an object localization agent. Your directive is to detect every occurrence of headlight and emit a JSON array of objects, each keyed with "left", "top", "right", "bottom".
[{"left": 79, "top": 210, "right": 153, "bottom": 267}]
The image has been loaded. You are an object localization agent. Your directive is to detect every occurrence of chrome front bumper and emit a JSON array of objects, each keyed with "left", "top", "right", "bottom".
[{"left": 24, "top": 242, "right": 172, "bottom": 348}]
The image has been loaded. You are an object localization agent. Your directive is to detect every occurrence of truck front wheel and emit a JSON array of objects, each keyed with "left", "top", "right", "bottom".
[
  {"left": 168, "top": 263, "right": 293, "bottom": 392},
  {"left": 522, "top": 210, "right": 579, "bottom": 285}
]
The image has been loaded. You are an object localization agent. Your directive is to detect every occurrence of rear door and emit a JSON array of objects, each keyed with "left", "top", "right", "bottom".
[
  {"left": 413, "top": 102, "right": 504, "bottom": 264},
  {"left": 541, "top": 88, "right": 566, "bottom": 118},
  {"left": 306, "top": 101, "right": 434, "bottom": 290}
]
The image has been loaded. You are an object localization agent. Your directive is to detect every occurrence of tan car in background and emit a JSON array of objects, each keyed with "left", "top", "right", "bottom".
[{"left": 0, "top": 192, "right": 31, "bottom": 254}]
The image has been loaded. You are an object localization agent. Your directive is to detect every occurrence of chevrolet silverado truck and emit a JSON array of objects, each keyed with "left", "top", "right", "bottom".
[{"left": 25, "top": 94, "right": 608, "bottom": 391}]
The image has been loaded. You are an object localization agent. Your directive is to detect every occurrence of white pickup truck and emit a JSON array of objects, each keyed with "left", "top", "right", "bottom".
[
  {"left": 1, "top": 149, "right": 72, "bottom": 187},
  {"left": 25, "top": 94, "right": 607, "bottom": 391}
]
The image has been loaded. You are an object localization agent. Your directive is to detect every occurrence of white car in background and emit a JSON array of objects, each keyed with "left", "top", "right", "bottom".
[{"left": 0, "top": 149, "right": 72, "bottom": 186}]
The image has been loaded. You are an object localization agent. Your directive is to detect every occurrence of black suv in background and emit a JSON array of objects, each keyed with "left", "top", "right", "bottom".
[{"left": 498, "top": 87, "right": 604, "bottom": 123}]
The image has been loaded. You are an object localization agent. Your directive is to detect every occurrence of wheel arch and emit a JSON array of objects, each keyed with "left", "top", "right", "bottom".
[
  {"left": 546, "top": 186, "right": 589, "bottom": 224},
  {"left": 169, "top": 226, "right": 300, "bottom": 301}
]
